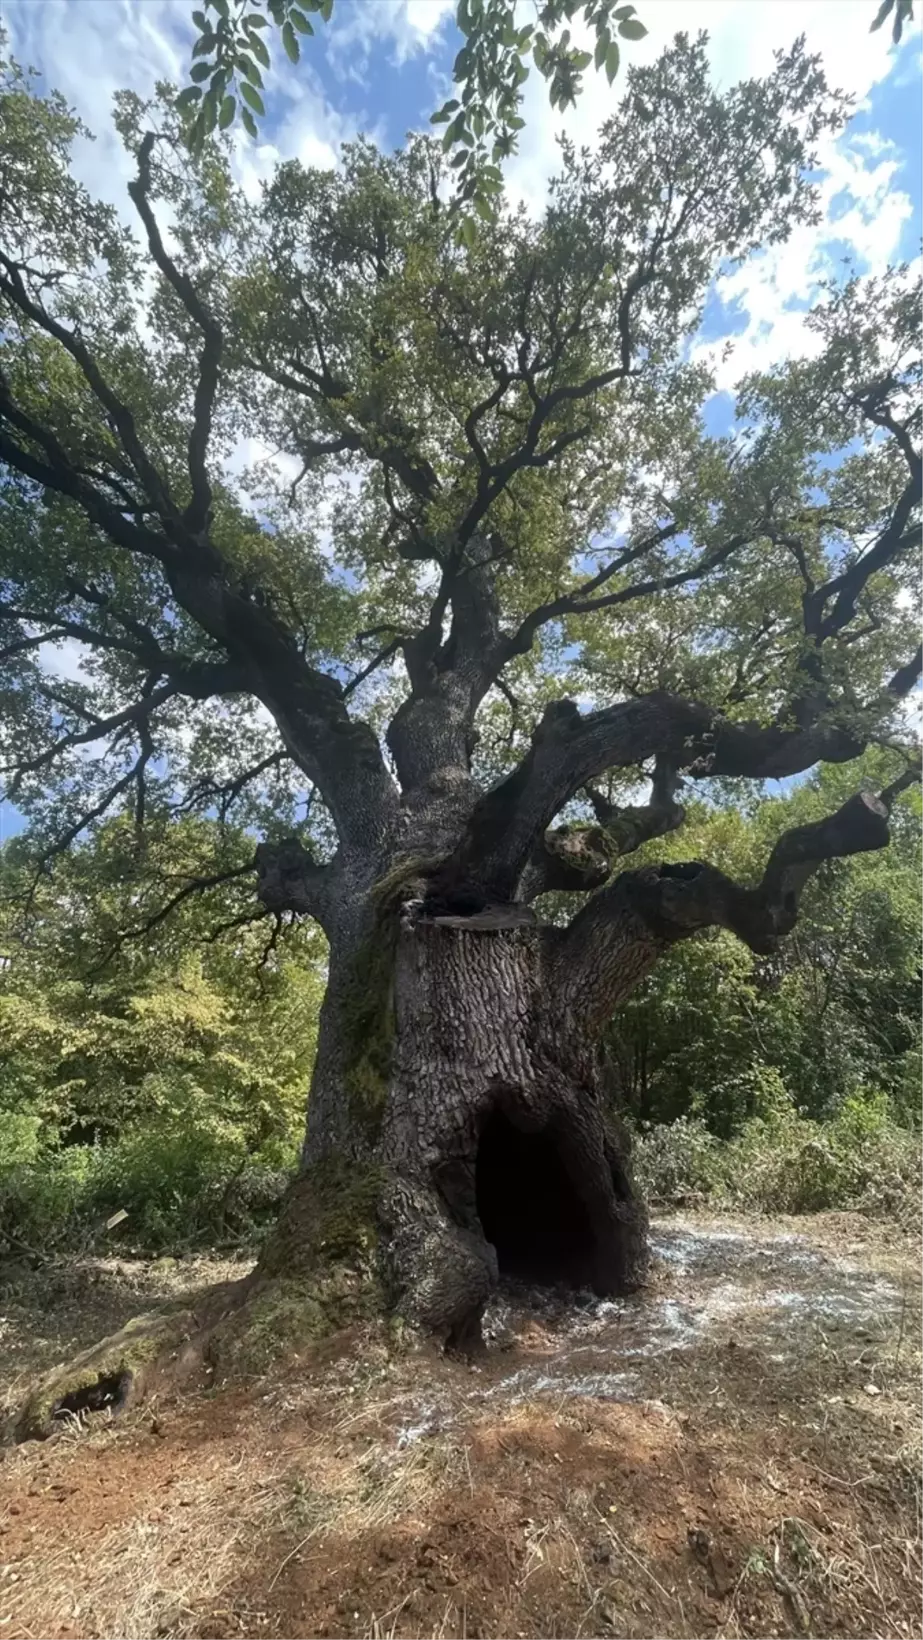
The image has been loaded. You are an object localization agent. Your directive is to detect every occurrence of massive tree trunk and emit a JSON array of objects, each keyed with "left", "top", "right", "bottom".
[
  {"left": 249, "top": 785, "right": 894, "bottom": 1352},
  {"left": 255, "top": 893, "right": 648, "bottom": 1354}
]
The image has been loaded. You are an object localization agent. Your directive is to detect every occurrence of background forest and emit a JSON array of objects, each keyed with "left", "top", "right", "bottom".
[{"left": 2, "top": 745, "right": 918, "bottom": 1256}]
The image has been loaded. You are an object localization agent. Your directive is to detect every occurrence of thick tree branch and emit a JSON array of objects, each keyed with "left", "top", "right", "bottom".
[
  {"left": 254, "top": 835, "right": 334, "bottom": 929},
  {"left": 519, "top": 755, "right": 686, "bottom": 900},
  {"left": 0, "top": 392, "right": 172, "bottom": 563},
  {"left": 0, "top": 291, "right": 399, "bottom": 855},
  {"left": 553, "top": 789, "right": 896, "bottom": 1029},
  {"left": 0, "top": 251, "right": 180, "bottom": 527},
  {"left": 435, "top": 654, "right": 922, "bottom": 907}
]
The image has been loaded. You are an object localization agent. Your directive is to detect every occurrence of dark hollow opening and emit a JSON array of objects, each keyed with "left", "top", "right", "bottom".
[
  {"left": 476, "top": 1109, "right": 597, "bottom": 1287},
  {"left": 52, "top": 1371, "right": 131, "bottom": 1423}
]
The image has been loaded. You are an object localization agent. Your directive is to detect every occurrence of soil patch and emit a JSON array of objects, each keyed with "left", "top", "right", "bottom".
[{"left": 1, "top": 1212, "right": 919, "bottom": 1639}]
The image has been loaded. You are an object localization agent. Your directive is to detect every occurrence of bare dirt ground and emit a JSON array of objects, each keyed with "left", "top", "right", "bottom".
[{"left": 1, "top": 1211, "right": 920, "bottom": 1640}]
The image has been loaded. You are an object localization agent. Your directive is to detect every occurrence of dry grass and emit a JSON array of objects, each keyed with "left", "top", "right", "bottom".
[
  {"left": 0, "top": 1253, "right": 253, "bottom": 1427},
  {"left": 0, "top": 1381, "right": 467, "bottom": 1639},
  {"left": 0, "top": 1211, "right": 920, "bottom": 1640}
]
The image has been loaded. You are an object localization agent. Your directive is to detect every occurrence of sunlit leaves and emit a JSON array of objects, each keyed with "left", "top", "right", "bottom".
[{"left": 181, "top": 0, "right": 648, "bottom": 226}]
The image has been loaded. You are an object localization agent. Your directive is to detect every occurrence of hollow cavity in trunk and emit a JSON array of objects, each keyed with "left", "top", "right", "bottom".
[{"left": 476, "top": 1108, "right": 598, "bottom": 1287}]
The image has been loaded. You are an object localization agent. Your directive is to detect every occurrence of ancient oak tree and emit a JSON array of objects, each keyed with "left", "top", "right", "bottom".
[{"left": 0, "top": 35, "right": 920, "bottom": 1363}]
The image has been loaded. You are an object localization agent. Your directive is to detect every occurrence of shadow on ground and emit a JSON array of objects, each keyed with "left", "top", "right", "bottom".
[{"left": 0, "top": 1213, "right": 919, "bottom": 1640}]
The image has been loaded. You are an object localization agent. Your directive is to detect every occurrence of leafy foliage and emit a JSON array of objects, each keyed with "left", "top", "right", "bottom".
[
  {"left": 869, "top": 0, "right": 916, "bottom": 44},
  {"left": 633, "top": 1097, "right": 921, "bottom": 1226},
  {"left": 180, "top": 0, "right": 913, "bottom": 219},
  {"left": 610, "top": 755, "right": 921, "bottom": 1148},
  {"left": 182, "top": 0, "right": 647, "bottom": 219},
  {"left": 0, "top": 21, "right": 919, "bottom": 1220},
  {"left": 0, "top": 818, "right": 325, "bottom": 1252}
]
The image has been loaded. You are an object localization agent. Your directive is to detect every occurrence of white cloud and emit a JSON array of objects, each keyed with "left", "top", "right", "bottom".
[
  {"left": 4, "top": 0, "right": 192, "bottom": 211},
  {"left": 695, "top": 132, "right": 915, "bottom": 390},
  {"left": 501, "top": 1, "right": 917, "bottom": 398},
  {"left": 226, "top": 435, "right": 303, "bottom": 496},
  {"left": 507, "top": 0, "right": 913, "bottom": 209},
  {"left": 3, "top": 0, "right": 361, "bottom": 220},
  {"left": 8, "top": 0, "right": 917, "bottom": 514},
  {"left": 325, "top": 0, "right": 454, "bottom": 79},
  {"left": 38, "top": 636, "right": 95, "bottom": 686}
]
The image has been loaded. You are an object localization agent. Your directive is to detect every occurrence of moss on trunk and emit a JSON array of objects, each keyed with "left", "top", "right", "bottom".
[
  {"left": 338, "top": 855, "right": 436, "bottom": 1135},
  {"left": 10, "top": 1308, "right": 196, "bottom": 1442},
  {"left": 208, "top": 1160, "right": 387, "bottom": 1376}
]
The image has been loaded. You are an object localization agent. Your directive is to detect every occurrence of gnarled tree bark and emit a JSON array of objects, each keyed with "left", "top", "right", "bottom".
[{"left": 245, "top": 785, "right": 897, "bottom": 1355}]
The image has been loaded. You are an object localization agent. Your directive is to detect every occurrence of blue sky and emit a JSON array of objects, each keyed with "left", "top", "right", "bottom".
[{"left": 0, "top": 1, "right": 920, "bottom": 839}]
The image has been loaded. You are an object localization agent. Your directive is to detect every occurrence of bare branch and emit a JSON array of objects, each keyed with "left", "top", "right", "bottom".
[{"left": 127, "top": 132, "right": 221, "bottom": 534}]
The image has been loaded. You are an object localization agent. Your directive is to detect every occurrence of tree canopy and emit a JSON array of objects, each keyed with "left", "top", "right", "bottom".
[
  {"left": 178, "top": 0, "right": 916, "bottom": 220},
  {"left": 0, "top": 26, "right": 919, "bottom": 951}
]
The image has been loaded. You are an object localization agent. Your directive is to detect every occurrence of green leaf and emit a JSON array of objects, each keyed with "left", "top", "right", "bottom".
[
  {"left": 594, "top": 31, "right": 609, "bottom": 69},
  {"left": 249, "top": 32, "right": 271, "bottom": 65},
  {"left": 605, "top": 40, "right": 620, "bottom": 82},
  {"left": 218, "top": 94, "right": 236, "bottom": 129},
  {"left": 869, "top": 0, "right": 895, "bottom": 28},
  {"left": 244, "top": 11, "right": 269, "bottom": 24},
  {"left": 289, "top": 8, "right": 315, "bottom": 32},
  {"left": 240, "top": 80, "right": 266, "bottom": 116},
  {"left": 319, "top": 0, "right": 334, "bottom": 19},
  {"left": 208, "top": 0, "right": 230, "bottom": 17},
  {"left": 618, "top": 17, "right": 647, "bottom": 39},
  {"left": 241, "top": 105, "right": 259, "bottom": 138},
  {"left": 176, "top": 85, "right": 203, "bottom": 110},
  {"left": 458, "top": 214, "right": 477, "bottom": 248},
  {"left": 572, "top": 49, "right": 592, "bottom": 69},
  {"left": 443, "top": 112, "right": 467, "bottom": 148},
  {"left": 893, "top": 0, "right": 912, "bottom": 39},
  {"left": 190, "top": 61, "right": 213, "bottom": 83},
  {"left": 473, "top": 194, "right": 494, "bottom": 221},
  {"left": 238, "top": 56, "right": 264, "bottom": 86},
  {"left": 192, "top": 33, "right": 217, "bottom": 58},
  {"left": 282, "top": 19, "right": 300, "bottom": 60},
  {"left": 192, "top": 9, "right": 208, "bottom": 26}
]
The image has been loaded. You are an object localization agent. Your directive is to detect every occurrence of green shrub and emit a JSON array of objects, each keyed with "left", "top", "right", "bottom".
[
  {"left": 0, "top": 1116, "right": 298, "bottom": 1255},
  {"left": 633, "top": 1090, "right": 921, "bottom": 1227},
  {"left": 631, "top": 1115, "right": 724, "bottom": 1205}
]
